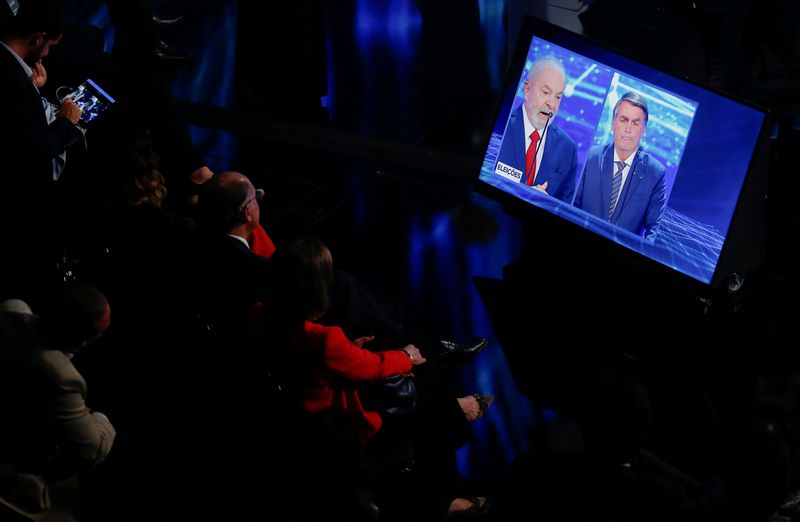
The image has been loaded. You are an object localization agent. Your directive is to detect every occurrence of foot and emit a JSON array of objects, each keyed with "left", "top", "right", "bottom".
[
  {"left": 151, "top": 40, "right": 193, "bottom": 65},
  {"left": 446, "top": 496, "right": 489, "bottom": 518},
  {"left": 436, "top": 337, "right": 488, "bottom": 366},
  {"left": 458, "top": 394, "right": 493, "bottom": 421},
  {"left": 151, "top": 15, "right": 184, "bottom": 28}
]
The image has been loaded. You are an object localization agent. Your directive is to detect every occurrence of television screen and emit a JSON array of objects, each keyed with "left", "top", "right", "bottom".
[{"left": 477, "top": 17, "right": 767, "bottom": 286}]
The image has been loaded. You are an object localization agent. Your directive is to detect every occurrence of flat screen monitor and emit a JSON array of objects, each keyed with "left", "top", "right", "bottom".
[{"left": 476, "top": 16, "right": 768, "bottom": 287}]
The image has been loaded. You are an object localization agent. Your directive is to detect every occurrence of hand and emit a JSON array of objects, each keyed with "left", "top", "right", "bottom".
[
  {"left": 402, "top": 344, "right": 426, "bottom": 366},
  {"left": 532, "top": 181, "right": 549, "bottom": 194},
  {"left": 57, "top": 98, "right": 82, "bottom": 125},
  {"left": 354, "top": 335, "right": 374, "bottom": 347},
  {"left": 190, "top": 165, "right": 214, "bottom": 184},
  {"left": 30, "top": 60, "right": 47, "bottom": 89}
]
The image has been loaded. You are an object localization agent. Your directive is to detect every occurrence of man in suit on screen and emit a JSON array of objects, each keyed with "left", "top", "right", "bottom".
[
  {"left": 573, "top": 91, "right": 667, "bottom": 240},
  {"left": 494, "top": 56, "right": 578, "bottom": 202}
]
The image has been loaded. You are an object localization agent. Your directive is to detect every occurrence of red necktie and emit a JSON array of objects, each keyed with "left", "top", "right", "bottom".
[{"left": 526, "top": 130, "right": 540, "bottom": 186}]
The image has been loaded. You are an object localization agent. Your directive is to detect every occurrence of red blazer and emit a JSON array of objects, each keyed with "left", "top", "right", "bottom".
[
  {"left": 248, "top": 224, "right": 276, "bottom": 259},
  {"left": 292, "top": 321, "right": 412, "bottom": 442}
]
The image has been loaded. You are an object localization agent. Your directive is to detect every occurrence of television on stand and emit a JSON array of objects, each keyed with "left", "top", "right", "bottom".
[{"left": 475, "top": 16, "right": 770, "bottom": 293}]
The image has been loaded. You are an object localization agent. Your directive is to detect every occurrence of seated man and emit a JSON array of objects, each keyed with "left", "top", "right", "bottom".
[
  {"left": 495, "top": 57, "right": 578, "bottom": 202},
  {"left": 0, "top": 285, "right": 115, "bottom": 519},
  {"left": 192, "top": 171, "right": 488, "bottom": 365},
  {"left": 573, "top": 92, "right": 667, "bottom": 240}
]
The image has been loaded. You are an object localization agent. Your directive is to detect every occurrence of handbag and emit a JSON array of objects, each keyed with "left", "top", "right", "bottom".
[{"left": 360, "top": 373, "right": 417, "bottom": 417}]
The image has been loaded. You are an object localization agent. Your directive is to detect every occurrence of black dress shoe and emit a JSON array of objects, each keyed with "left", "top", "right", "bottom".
[
  {"left": 151, "top": 40, "right": 193, "bottom": 67},
  {"left": 151, "top": 15, "right": 184, "bottom": 28},
  {"left": 435, "top": 337, "right": 488, "bottom": 366},
  {"left": 440, "top": 337, "right": 488, "bottom": 356}
]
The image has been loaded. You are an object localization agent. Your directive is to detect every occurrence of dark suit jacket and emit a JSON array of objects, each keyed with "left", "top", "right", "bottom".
[
  {"left": 495, "top": 105, "right": 578, "bottom": 202},
  {"left": 189, "top": 231, "right": 273, "bottom": 338},
  {"left": 0, "top": 44, "right": 83, "bottom": 204},
  {"left": 573, "top": 144, "right": 667, "bottom": 239},
  {"left": 0, "top": 44, "right": 84, "bottom": 298}
]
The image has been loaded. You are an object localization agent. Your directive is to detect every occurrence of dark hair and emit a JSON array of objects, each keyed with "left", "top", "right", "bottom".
[
  {"left": 1, "top": 0, "right": 65, "bottom": 40},
  {"left": 118, "top": 129, "right": 167, "bottom": 207},
  {"left": 613, "top": 91, "right": 649, "bottom": 125},
  {"left": 39, "top": 285, "right": 109, "bottom": 346},
  {"left": 267, "top": 237, "right": 333, "bottom": 325},
  {"left": 196, "top": 174, "right": 251, "bottom": 232}
]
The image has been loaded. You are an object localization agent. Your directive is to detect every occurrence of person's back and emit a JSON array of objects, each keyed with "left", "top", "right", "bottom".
[{"left": 0, "top": 288, "right": 115, "bottom": 518}]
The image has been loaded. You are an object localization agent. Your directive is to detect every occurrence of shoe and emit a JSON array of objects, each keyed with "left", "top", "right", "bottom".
[
  {"left": 151, "top": 40, "right": 193, "bottom": 67},
  {"left": 440, "top": 337, "right": 488, "bottom": 356},
  {"left": 472, "top": 394, "right": 494, "bottom": 420},
  {"left": 151, "top": 15, "right": 184, "bottom": 28},
  {"left": 446, "top": 496, "right": 492, "bottom": 518}
]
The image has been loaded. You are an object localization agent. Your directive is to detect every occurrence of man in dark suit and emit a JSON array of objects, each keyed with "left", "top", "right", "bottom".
[
  {"left": 0, "top": 0, "right": 83, "bottom": 301},
  {"left": 494, "top": 57, "right": 578, "bottom": 202},
  {"left": 573, "top": 92, "right": 667, "bottom": 240}
]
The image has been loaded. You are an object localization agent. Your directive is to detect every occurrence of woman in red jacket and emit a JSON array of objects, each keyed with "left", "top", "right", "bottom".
[{"left": 260, "top": 237, "right": 490, "bottom": 520}]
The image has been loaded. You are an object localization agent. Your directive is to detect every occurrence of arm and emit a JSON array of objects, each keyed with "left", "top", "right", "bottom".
[
  {"left": 561, "top": 142, "right": 579, "bottom": 203},
  {"left": 572, "top": 155, "right": 589, "bottom": 208},
  {"left": 46, "top": 363, "right": 116, "bottom": 466},
  {"left": 642, "top": 169, "right": 667, "bottom": 241},
  {"left": 312, "top": 324, "right": 413, "bottom": 381},
  {"left": 21, "top": 96, "right": 83, "bottom": 160}
]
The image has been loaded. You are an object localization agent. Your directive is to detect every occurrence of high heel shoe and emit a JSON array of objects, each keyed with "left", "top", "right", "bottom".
[{"left": 472, "top": 394, "right": 494, "bottom": 420}]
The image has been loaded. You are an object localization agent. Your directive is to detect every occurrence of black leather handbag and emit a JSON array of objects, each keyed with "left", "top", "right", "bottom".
[{"left": 361, "top": 373, "right": 417, "bottom": 417}]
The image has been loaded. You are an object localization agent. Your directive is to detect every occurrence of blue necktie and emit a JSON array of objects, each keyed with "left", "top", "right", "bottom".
[{"left": 608, "top": 161, "right": 625, "bottom": 220}]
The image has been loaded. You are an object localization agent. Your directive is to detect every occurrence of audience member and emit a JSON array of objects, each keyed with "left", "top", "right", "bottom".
[
  {"left": 73, "top": 129, "right": 210, "bottom": 522},
  {"left": 0, "top": 0, "right": 83, "bottom": 302},
  {"left": 0, "top": 285, "right": 115, "bottom": 520},
  {"left": 257, "top": 237, "right": 492, "bottom": 520},
  {"left": 194, "top": 171, "right": 488, "bottom": 366}
]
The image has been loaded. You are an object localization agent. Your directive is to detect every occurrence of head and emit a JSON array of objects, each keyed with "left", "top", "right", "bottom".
[
  {"left": 611, "top": 92, "right": 649, "bottom": 161},
  {"left": 196, "top": 171, "right": 261, "bottom": 236},
  {"left": 39, "top": 285, "right": 111, "bottom": 353},
  {"left": 119, "top": 129, "right": 167, "bottom": 207},
  {"left": 523, "top": 57, "right": 567, "bottom": 130},
  {"left": 269, "top": 237, "right": 333, "bottom": 323},
  {"left": 1, "top": 0, "right": 66, "bottom": 65}
]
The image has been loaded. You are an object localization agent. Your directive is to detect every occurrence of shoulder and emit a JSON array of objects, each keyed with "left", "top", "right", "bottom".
[
  {"left": 549, "top": 123, "right": 576, "bottom": 147},
  {"left": 0, "top": 53, "right": 30, "bottom": 91},
  {"left": 585, "top": 144, "right": 605, "bottom": 161},
  {"left": 507, "top": 105, "right": 524, "bottom": 129},
  {"left": 302, "top": 321, "right": 348, "bottom": 347},
  {"left": 37, "top": 349, "right": 86, "bottom": 392},
  {"left": 640, "top": 151, "right": 666, "bottom": 177},
  {"left": 0, "top": 299, "right": 33, "bottom": 315}
]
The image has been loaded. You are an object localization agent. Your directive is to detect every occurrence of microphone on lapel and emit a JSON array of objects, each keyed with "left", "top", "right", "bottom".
[{"left": 631, "top": 145, "right": 644, "bottom": 180}]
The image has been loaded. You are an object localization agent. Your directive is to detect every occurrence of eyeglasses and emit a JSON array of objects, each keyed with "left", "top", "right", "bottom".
[{"left": 240, "top": 189, "right": 264, "bottom": 209}]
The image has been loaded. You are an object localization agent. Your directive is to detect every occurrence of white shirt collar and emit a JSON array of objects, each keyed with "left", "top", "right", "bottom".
[
  {"left": 228, "top": 233, "right": 250, "bottom": 249},
  {"left": 613, "top": 148, "right": 634, "bottom": 168}
]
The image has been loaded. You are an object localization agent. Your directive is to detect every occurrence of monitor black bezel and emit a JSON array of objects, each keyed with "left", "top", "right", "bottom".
[{"left": 473, "top": 15, "right": 771, "bottom": 293}]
